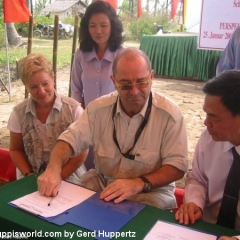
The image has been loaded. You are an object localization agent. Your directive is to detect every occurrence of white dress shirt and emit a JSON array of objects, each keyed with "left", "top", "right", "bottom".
[
  {"left": 185, "top": 127, "right": 240, "bottom": 232},
  {"left": 59, "top": 91, "right": 188, "bottom": 209}
]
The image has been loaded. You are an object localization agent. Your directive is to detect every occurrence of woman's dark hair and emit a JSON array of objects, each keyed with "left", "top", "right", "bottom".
[
  {"left": 202, "top": 70, "right": 240, "bottom": 116},
  {"left": 79, "top": 1, "right": 123, "bottom": 52}
]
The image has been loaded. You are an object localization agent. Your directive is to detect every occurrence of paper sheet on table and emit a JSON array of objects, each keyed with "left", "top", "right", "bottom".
[
  {"left": 9, "top": 181, "right": 95, "bottom": 218},
  {"left": 144, "top": 220, "right": 217, "bottom": 240}
]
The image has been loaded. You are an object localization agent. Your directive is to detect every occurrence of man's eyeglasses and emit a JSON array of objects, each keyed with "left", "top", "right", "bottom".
[{"left": 113, "top": 73, "right": 151, "bottom": 91}]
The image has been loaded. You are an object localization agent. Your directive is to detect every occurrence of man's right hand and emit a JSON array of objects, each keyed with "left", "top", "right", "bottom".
[
  {"left": 175, "top": 202, "right": 203, "bottom": 225},
  {"left": 37, "top": 167, "right": 61, "bottom": 197},
  {"left": 37, "top": 140, "right": 73, "bottom": 196}
]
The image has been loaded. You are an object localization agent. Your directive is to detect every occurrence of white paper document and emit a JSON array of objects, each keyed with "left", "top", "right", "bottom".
[
  {"left": 144, "top": 220, "right": 217, "bottom": 240},
  {"left": 10, "top": 181, "right": 95, "bottom": 218}
]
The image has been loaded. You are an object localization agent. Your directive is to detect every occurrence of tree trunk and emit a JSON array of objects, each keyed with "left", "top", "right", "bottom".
[
  {"left": 129, "top": 0, "right": 134, "bottom": 18},
  {"left": 6, "top": 23, "right": 22, "bottom": 46},
  {"left": 154, "top": 0, "right": 159, "bottom": 16},
  {"left": 146, "top": 0, "right": 150, "bottom": 12}
]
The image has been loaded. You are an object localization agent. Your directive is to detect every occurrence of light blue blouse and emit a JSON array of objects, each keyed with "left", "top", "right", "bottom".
[
  {"left": 71, "top": 47, "right": 122, "bottom": 107},
  {"left": 216, "top": 26, "right": 240, "bottom": 75}
]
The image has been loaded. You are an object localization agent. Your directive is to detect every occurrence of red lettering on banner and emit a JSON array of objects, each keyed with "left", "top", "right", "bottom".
[
  {"left": 219, "top": 22, "right": 240, "bottom": 30},
  {"left": 233, "top": 0, "right": 240, "bottom": 7},
  {"left": 225, "top": 32, "right": 232, "bottom": 39},
  {"left": 203, "top": 31, "right": 208, "bottom": 38},
  {"left": 220, "top": 23, "right": 225, "bottom": 29},
  {"left": 210, "top": 32, "right": 223, "bottom": 39}
]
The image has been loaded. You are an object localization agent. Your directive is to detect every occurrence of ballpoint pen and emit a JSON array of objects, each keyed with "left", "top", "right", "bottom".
[
  {"left": 48, "top": 191, "right": 59, "bottom": 206},
  {"left": 38, "top": 160, "right": 47, "bottom": 174}
]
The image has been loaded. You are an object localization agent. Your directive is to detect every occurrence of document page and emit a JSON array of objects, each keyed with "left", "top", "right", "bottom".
[
  {"left": 10, "top": 181, "right": 95, "bottom": 218},
  {"left": 144, "top": 220, "right": 217, "bottom": 240}
]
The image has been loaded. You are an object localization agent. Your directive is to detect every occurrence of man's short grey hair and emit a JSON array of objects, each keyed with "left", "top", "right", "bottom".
[{"left": 112, "top": 48, "right": 152, "bottom": 75}]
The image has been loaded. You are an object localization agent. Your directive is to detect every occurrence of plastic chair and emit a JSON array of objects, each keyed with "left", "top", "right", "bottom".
[
  {"left": 0, "top": 148, "right": 16, "bottom": 182},
  {"left": 172, "top": 188, "right": 185, "bottom": 213}
]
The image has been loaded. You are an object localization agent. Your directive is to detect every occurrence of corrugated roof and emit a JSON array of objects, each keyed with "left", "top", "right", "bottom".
[{"left": 42, "top": 1, "right": 79, "bottom": 12}]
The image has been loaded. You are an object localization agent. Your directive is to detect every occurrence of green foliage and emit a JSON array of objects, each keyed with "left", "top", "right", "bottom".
[
  {"left": 119, "top": 0, "right": 130, "bottom": 12},
  {"left": 61, "top": 17, "right": 75, "bottom": 25},
  {"left": 121, "top": 12, "right": 176, "bottom": 41},
  {"left": 118, "top": 0, "right": 180, "bottom": 41},
  {"left": 0, "top": 0, "right": 180, "bottom": 68},
  {"left": 0, "top": 47, "right": 28, "bottom": 64},
  {"left": 14, "top": 23, "right": 30, "bottom": 38},
  {"left": 34, "top": 0, "right": 52, "bottom": 16},
  {"left": 14, "top": 16, "right": 75, "bottom": 37},
  {"left": 34, "top": 15, "right": 54, "bottom": 26},
  {"left": 0, "top": 38, "right": 73, "bottom": 68},
  {"left": 128, "top": 16, "right": 155, "bottom": 40},
  {"left": 0, "top": 28, "right": 5, "bottom": 48},
  {"left": 0, "top": 1, "right": 3, "bottom": 17},
  {"left": 13, "top": 15, "right": 54, "bottom": 37},
  {"left": 0, "top": 16, "right": 4, "bottom": 47}
]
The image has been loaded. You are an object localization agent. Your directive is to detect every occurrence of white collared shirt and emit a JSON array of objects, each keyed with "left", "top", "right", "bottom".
[
  {"left": 59, "top": 91, "right": 188, "bottom": 209},
  {"left": 185, "top": 127, "right": 240, "bottom": 231}
]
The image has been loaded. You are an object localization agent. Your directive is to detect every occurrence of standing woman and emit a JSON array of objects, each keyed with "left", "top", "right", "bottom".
[
  {"left": 71, "top": 0, "right": 124, "bottom": 109},
  {"left": 8, "top": 53, "right": 88, "bottom": 184}
]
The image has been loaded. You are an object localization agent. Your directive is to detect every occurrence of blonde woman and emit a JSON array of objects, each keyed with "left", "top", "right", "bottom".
[{"left": 8, "top": 53, "right": 88, "bottom": 184}]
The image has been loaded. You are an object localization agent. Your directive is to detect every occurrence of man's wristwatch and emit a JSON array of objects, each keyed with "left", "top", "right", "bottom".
[{"left": 139, "top": 176, "right": 152, "bottom": 193}]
